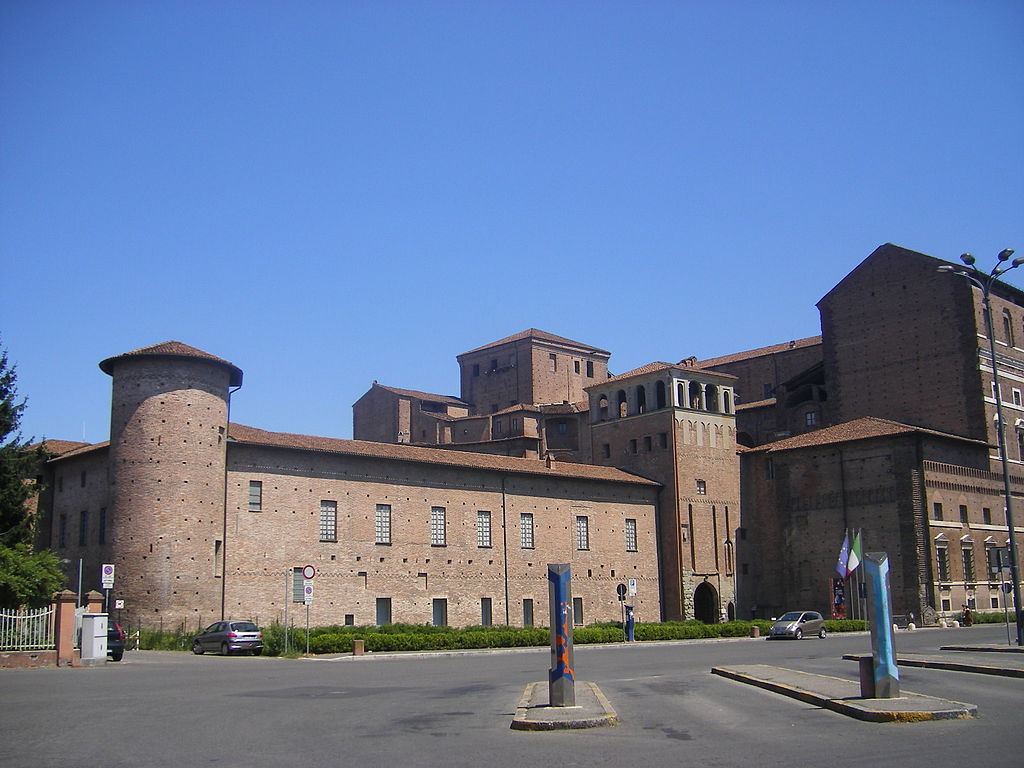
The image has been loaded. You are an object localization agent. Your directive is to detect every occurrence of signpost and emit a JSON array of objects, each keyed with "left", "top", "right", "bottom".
[
  {"left": 101, "top": 564, "right": 115, "bottom": 613},
  {"left": 302, "top": 565, "right": 315, "bottom": 655}
]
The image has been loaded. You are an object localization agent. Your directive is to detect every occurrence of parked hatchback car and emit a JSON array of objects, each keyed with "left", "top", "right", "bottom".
[
  {"left": 769, "top": 611, "right": 826, "bottom": 640},
  {"left": 107, "top": 618, "right": 125, "bottom": 661},
  {"left": 191, "top": 620, "right": 263, "bottom": 655}
]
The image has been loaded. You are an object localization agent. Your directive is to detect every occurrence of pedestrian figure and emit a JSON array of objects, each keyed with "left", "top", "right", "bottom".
[{"left": 961, "top": 604, "right": 973, "bottom": 627}]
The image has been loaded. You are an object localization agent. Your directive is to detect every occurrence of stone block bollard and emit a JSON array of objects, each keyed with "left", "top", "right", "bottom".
[
  {"left": 749, "top": 626, "right": 760, "bottom": 638},
  {"left": 352, "top": 639, "right": 365, "bottom": 656}
]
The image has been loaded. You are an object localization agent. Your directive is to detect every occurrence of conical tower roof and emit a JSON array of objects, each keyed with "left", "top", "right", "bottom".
[{"left": 99, "top": 341, "right": 243, "bottom": 386}]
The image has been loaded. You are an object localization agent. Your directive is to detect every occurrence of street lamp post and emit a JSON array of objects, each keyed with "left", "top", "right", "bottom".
[{"left": 939, "top": 249, "right": 1024, "bottom": 646}]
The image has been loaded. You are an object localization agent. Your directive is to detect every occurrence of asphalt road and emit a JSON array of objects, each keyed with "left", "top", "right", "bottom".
[{"left": 2, "top": 624, "right": 1021, "bottom": 768}]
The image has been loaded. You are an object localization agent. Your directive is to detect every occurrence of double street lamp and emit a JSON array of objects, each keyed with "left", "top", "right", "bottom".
[{"left": 938, "top": 249, "right": 1024, "bottom": 646}]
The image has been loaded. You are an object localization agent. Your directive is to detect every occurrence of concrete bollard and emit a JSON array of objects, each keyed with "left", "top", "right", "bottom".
[
  {"left": 749, "top": 626, "right": 760, "bottom": 638},
  {"left": 352, "top": 639, "right": 365, "bottom": 656},
  {"left": 907, "top": 622, "right": 916, "bottom": 631}
]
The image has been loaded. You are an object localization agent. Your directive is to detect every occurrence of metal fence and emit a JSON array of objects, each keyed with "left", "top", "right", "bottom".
[{"left": 0, "top": 606, "right": 56, "bottom": 651}]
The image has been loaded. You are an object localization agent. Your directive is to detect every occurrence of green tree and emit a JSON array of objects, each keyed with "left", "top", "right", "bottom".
[{"left": 0, "top": 342, "right": 65, "bottom": 607}]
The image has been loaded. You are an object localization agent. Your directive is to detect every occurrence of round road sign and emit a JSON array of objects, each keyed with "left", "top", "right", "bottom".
[{"left": 302, "top": 565, "right": 316, "bottom": 580}]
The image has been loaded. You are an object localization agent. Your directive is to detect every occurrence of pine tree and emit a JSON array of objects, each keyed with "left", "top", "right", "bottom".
[{"left": 0, "top": 342, "right": 65, "bottom": 607}]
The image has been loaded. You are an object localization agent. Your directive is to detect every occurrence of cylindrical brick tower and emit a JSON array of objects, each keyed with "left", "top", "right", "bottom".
[{"left": 100, "top": 342, "right": 243, "bottom": 631}]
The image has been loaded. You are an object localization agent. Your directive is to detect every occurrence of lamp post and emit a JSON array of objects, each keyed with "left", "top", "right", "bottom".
[{"left": 938, "top": 249, "right": 1024, "bottom": 646}]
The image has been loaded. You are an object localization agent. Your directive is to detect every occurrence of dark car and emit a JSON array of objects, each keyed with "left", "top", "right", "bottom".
[
  {"left": 107, "top": 619, "right": 125, "bottom": 661},
  {"left": 191, "top": 620, "right": 263, "bottom": 656},
  {"left": 769, "top": 611, "right": 826, "bottom": 640}
]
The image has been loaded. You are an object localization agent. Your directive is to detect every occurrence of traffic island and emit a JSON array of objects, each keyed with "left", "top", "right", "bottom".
[
  {"left": 511, "top": 681, "right": 618, "bottom": 730},
  {"left": 711, "top": 664, "right": 977, "bottom": 723}
]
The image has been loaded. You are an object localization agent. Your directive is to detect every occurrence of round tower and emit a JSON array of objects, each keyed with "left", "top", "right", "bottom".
[{"left": 100, "top": 342, "right": 243, "bottom": 630}]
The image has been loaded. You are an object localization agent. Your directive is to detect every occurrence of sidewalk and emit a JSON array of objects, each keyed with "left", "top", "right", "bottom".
[
  {"left": 711, "top": 664, "right": 977, "bottom": 723},
  {"left": 841, "top": 645, "right": 1024, "bottom": 679}
]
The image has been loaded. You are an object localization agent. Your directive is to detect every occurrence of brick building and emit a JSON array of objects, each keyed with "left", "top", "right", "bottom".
[
  {"left": 355, "top": 332, "right": 740, "bottom": 622},
  {"left": 40, "top": 342, "right": 661, "bottom": 630},
  {"left": 703, "top": 244, "right": 1024, "bottom": 622}
]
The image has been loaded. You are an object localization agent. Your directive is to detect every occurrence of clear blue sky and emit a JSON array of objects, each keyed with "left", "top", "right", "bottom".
[{"left": 3, "top": 1, "right": 1022, "bottom": 445}]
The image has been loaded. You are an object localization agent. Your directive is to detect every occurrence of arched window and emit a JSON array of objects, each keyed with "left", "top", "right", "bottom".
[
  {"left": 689, "top": 381, "right": 703, "bottom": 410},
  {"left": 636, "top": 385, "right": 647, "bottom": 414},
  {"left": 677, "top": 382, "right": 686, "bottom": 408},
  {"left": 1004, "top": 309, "right": 1015, "bottom": 347},
  {"left": 617, "top": 390, "right": 628, "bottom": 418},
  {"left": 597, "top": 395, "right": 608, "bottom": 421},
  {"left": 705, "top": 384, "right": 719, "bottom": 413},
  {"left": 656, "top": 380, "right": 667, "bottom": 409},
  {"left": 723, "top": 390, "right": 732, "bottom": 414}
]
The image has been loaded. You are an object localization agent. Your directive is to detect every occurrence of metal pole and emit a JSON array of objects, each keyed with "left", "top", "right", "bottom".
[
  {"left": 284, "top": 570, "right": 289, "bottom": 655},
  {"left": 940, "top": 252, "right": 1024, "bottom": 646},
  {"left": 981, "top": 285, "right": 1024, "bottom": 646},
  {"left": 77, "top": 558, "right": 83, "bottom": 607}
]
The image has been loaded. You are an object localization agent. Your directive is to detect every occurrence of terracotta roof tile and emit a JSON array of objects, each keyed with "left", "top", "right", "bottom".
[
  {"left": 458, "top": 329, "right": 610, "bottom": 357},
  {"left": 99, "top": 341, "right": 243, "bottom": 386},
  {"left": 228, "top": 423, "right": 659, "bottom": 486},
  {"left": 698, "top": 336, "right": 822, "bottom": 369},
  {"left": 372, "top": 383, "right": 467, "bottom": 406},
  {"left": 596, "top": 361, "right": 736, "bottom": 387},
  {"left": 749, "top": 417, "right": 987, "bottom": 453}
]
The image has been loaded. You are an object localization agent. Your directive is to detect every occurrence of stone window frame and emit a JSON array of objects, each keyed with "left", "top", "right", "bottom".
[
  {"left": 430, "top": 506, "right": 447, "bottom": 547},
  {"left": 319, "top": 500, "right": 337, "bottom": 542},
  {"left": 375, "top": 504, "right": 392, "bottom": 545}
]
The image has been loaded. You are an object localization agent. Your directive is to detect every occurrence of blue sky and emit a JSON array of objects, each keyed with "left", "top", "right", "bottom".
[{"left": 3, "top": 1, "right": 1022, "bottom": 445}]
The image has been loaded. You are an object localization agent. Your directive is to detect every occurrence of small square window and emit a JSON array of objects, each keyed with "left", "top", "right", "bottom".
[
  {"left": 696, "top": 480, "right": 707, "bottom": 495},
  {"left": 602, "top": 443, "right": 610, "bottom": 459}
]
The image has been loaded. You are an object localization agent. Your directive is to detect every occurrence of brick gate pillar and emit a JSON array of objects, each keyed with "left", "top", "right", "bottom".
[{"left": 53, "top": 590, "right": 78, "bottom": 667}]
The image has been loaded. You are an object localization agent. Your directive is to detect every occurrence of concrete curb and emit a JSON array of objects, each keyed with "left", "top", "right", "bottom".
[
  {"left": 510, "top": 681, "right": 618, "bottom": 731},
  {"left": 842, "top": 652, "right": 1024, "bottom": 679},
  {"left": 712, "top": 665, "right": 977, "bottom": 723}
]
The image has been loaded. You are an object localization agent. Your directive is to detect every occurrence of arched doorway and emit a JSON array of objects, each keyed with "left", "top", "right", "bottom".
[{"left": 693, "top": 581, "right": 719, "bottom": 623}]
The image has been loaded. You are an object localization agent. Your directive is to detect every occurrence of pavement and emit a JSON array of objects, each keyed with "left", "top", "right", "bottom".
[
  {"left": 510, "top": 680, "right": 618, "bottom": 730},
  {"left": 711, "top": 664, "right": 978, "bottom": 722}
]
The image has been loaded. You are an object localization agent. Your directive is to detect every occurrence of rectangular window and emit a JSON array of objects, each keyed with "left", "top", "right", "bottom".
[
  {"left": 576, "top": 516, "right": 590, "bottom": 550},
  {"left": 933, "top": 502, "right": 943, "bottom": 521},
  {"left": 766, "top": 458, "right": 774, "bottom": 480},
  {"left": 1014, "top": 389, "right": 1022, "bottom": 406},
  {"left": 472, "top": 363, "right": 480, "bottom": 377},
  {"left": 936, "top": 546, "right": 950, "bottom": 581},
  {"left": 520, "top": 513, "right": 534, "bottom": 549},
  {"left": 319, "top": 500, "right": 337, "bottom": 542},
  {"left": 959, "top": 505, "right": 968, "bottom": 524},
  {"left": 214, "top": 540, "right": 223, "bottom": 577},
  {"left": 941, "top": 597, "right": 951, "bottom": 612},
  {"left": 962, "top": 547, "right": 975, "bottom": 582},
  {"left": 629, "top": 439, "right": 638, "bottom": 454},
  {"left": 248, "top": 480, "right": 262, "bottom": 512},
  {"left": 431, "top": 507, "right": 446, "bottom": 546},
  {"left": 549, "top": 353, "right": 557, "bottom": 371},
  {"left": 480, "top": 597, "right": 492, "bottom": 626},
  {"left": 59, "top": 514, "right": 67, "bottom": 548},
  {"left": 602, "top": 443, "right": 610, "bottom": 459},
  {"left": 983, "top": 507, "right": 992, "bottom": 525},
  {"left": 659, "top": 432, "right": 668, "bottom": 448},
  {"left": 574, "top": 360, "right": 581, "bottom": 374},
  {"left": 586, "top": 361, "right": 594, "bottom": 378},
  {"left": 557, "top": 422, "right": 567, "bottom": 435},
  {"left": 523, "top": 598, "right": 534, "bottom": 627},
  {"left": 991, "top": 596, "right": 1000, "bottom": 609},
  {"left": 805, "top": 412, "right": 817, "bottom": 426},
  {"left": 98, "top": 508, "right": 106, "bottom": 545},
  {"left": 643, "top": 435, "right": 652, "bottom": 451},
  {"left": 494, "top": 420, "right": 503, "bottom": 436},
  {"left": 292, "top": 567, "right": 305, "bottom": 601},
  {"left": 78, "top": 511, "right": 88, "bottom": 547},
  {"left": 696, "top": 479, "right": 707, "bottom": 495},
  {"left": 625, "top": 518, "right": 638, "bottom": 552},
  {"left": 432, "top": 598, "right": 448, "bottom": 627},
  {"left": 80, "top": 471, "right": 87, "bottom": 488},
  {"left": 477, "top": 510, "right": 492, "bottom": 548},
  {"left": 572, "top": 596, "right": 584, "bottom": 626},
  {"left": 376, "top": 597, "right": 392, "bottom": 626},
  {"left": 375, "top": 504, "right": 392, "bottom": 545}
]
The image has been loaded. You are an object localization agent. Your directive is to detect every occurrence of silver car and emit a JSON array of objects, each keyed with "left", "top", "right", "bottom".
[
  {"left": 769, "top": 611, "right": 826, "bottom": 640},
  {"left": 191, "top": 620, "right": 264, "bottom": 655}
]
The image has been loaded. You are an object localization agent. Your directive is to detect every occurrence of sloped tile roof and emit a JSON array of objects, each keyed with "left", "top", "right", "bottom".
[
  {"left": 372, "top": 383, "right": 468, "bottom": 406},
  {"left": 749, "top": 417, "right": 987, "bottom": 453},
  {"left": 31, "top": 439, "right": 93, "bottom": 457},
  {"left": 46, "top": 441, "right": 110, "bottom": 461},
  {"left": 698, "top": 336, "right": 822, "bottom": 369},
  {"left": 99, "top": 341, "right": 243, "bottom": 386},
  {"left": 597, "top": 361, "right": 736, "bottom": 387},
  {"left": 228, "top": 423, "right": 659, "bottom": 486},
  {"left": 459, "top": 329, "right": 610, "bottom": 357}
]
